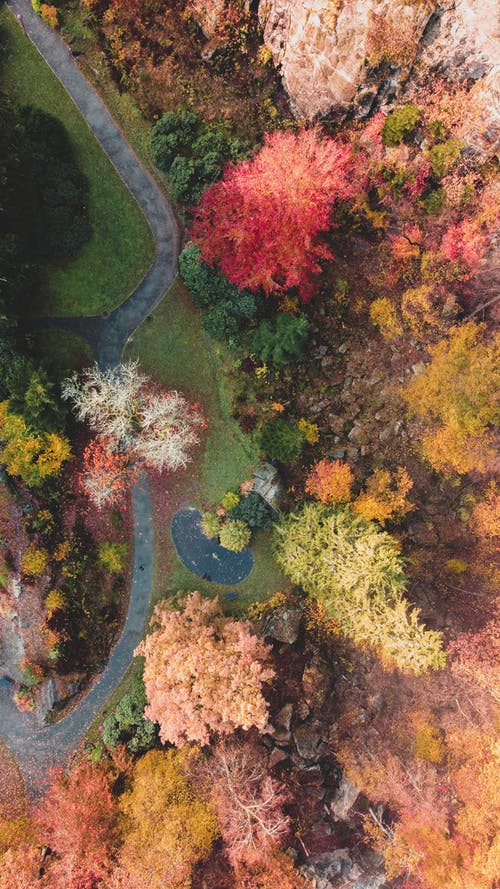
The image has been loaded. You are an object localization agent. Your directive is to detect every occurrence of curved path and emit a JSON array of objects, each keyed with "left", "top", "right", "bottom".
[{"left": 0, "top": 0, "right": 179, "bottom": 796}]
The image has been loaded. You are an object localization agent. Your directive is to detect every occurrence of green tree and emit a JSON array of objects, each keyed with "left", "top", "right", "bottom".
[
  {"left": 260, "top": 419, "right": 304, "bottom": 463},
  {"left": 219, "top": 519, "right": 252, "bottom": 552},
  {"left": 101, "top": 667, "right": 157, "bottom": 754},
  {"left": 274, "top": 503, "right": 445, "bottom": 674},
  {"left": 382, "top": 104, "right": 421, "bottom": 147},
  {"left": 151, "top": 111, "right": 246, "bottom": 204},
  {"left": 250, "top": 313, "right": 309, "bottom": 368},
  {"left": 179, "top": 243, "right": 258, "bottom": 346}
]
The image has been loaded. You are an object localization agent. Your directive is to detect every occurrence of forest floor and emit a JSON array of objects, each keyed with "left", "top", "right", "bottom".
[
  {"left": 0, "top": 7, "right": 154, "bottom": 317},
  {"left": 0, "top": 739, "right": 27, "bottom": 818}
]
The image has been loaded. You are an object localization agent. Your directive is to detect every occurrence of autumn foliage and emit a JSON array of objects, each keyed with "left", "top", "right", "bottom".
[
  {"left": 80, "top": 438, "right": 133, "bottom": 510},
  {"left": 196, "top": 739, "right": 290, "bottom": 866},
  {"left": 191, "top": 128, "right": 353, "bottom": 301},
  {"left": 36, "top": 760, "right": 117, "bottom": 888},
  {"left": 63, "top": 362, "right": 204, "bottom": 507},
  {"left": 305, "top": 459, "right": 354, "bottom": 504},
  {"left": 117, "top": 749, "right": 218, "bottom": 889},
  {"left": 137, "top": 591, "right": 274, "bottom": 745},
  {"left": 404, "top": 322, "right": 500, "bottom": 473}
]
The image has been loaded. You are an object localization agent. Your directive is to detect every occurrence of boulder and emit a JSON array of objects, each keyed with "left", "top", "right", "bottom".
[
  {"left": 302, "top": 847, "right": 387, "bottom": 888},
  {"left": 263, "top": 606, "right": 302, "bottom": 644},
  {"left": 329, "top": 775, "right": 360, "bottom": 820},
  {"left": 274, "top": 703, "right": 294, "bottom": 731},
  {"left": 293, "top": 719, "right": 324, "bottom": 761}
]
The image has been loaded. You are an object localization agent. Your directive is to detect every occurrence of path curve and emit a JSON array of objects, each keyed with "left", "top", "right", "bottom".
[{"left": 0, "top": 0, "right": 179, "bottom": 796}]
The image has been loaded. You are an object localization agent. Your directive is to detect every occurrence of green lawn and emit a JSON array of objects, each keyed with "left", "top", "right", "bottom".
[
  {"left": 0, "top": 9, "right": 154, "bottom": 317},
  {"left": 32, "top": 329, "right": 93, "bottom": 379}
]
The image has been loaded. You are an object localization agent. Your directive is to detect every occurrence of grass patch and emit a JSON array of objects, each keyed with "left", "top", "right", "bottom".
[
  {"left": 0, "top": 9, "right": 154, "bottom": 317},
  {"left": 125, "top": 279, "right": 259, "bottom": 504}
]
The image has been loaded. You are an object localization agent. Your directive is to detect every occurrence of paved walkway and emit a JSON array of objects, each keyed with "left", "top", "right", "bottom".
[{"left": 0, "top": 0, "right": 179, "bottom": 796}]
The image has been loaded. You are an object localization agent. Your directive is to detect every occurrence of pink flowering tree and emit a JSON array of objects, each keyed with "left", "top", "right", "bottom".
[{"left": 136, "top": 591, "right": 274, "bottom": 745}]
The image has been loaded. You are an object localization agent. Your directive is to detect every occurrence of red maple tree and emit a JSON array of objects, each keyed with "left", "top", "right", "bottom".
[
  {"left": 36, "top": 760, "right": 118, "bottom": 888},
  {"left": 80, "top": 438, "right": 133, "bottom": 509},
  {"left": 190, "top": 128, "right": 353, "bottom": 302}
]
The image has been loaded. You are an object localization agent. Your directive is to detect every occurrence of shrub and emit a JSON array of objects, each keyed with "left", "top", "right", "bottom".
[
  {"left": 260, "top": 419, "right": 305, "bottom": 463},
  {"left": 21, "top": 544, "right": 49, "bottom": 576},
  {"left": 40, "top": 4, "right": 58, "bottom": 27},
  {"left": 219, "top": 520, "right": 252, "bottom": 552},
  {"left": 179, "top": 243, "right": 257, "bottom": 346},
  {"left": 471, "top": 484, "right": 500, "bottom": 538},
  {"left": 353, "top": 467, "right": 414, "bottom": 525},
  {"left": 422, "top": 187, "right": 445, "bottom": 215},
  {"left": 382, "top": 104, "right": 421, "bottom": 147},
  {"left": 401, "top": 285, "right": 451, "bottom": 338},
  {"left": 305, "top": 459, "right": 354, "bottom": 505},
  {"left": 427, "top": 139, "right": 462, "bottom": 179},
  {"left": 413, "top": 724, "right": 446, "bottom": 764},
  {"left": 45, "top": 589, "right": 65, "bottom": 617},
  {"left": 151, "top": 110, "right": 201, "bottom": 172},
  {"left": 200, "top": 511, "right": 222, "bottom": 539},
  {"left": 297, "top": 418, "right": 319, "bottom": 444},
  {"left": 98, "top": 541, "right": 128, "bottom": 575},
  {"left": 203, "top": 302, "right": 242, "bottom": 347},
  {"left": 101, "top": 669, "right": 157, "bottom": 754},
  {"left": 370, "top": 297, "right": 403, "bottom": 339},
  {"left": 230, "top": 491, "right": 276, "bottom": 529},
  {"left": 221, "top": 491, "right": 240, "bottom": 511},
  {"left": 250, "top": 313, "right": 309, "bottom": 369}
]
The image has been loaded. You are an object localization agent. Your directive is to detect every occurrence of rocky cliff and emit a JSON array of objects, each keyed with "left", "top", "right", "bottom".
[{"left": 258, "top": 0, "right": 499, "bottom": 129}]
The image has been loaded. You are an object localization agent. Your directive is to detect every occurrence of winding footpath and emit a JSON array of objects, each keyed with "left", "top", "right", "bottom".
[{"left": 0, "top": 0, "right": 179, "bottom": 797}]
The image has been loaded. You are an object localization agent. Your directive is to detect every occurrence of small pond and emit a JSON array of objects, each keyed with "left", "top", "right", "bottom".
[{"left": 171, "top": 508, "right": 254, "bottom": 585}]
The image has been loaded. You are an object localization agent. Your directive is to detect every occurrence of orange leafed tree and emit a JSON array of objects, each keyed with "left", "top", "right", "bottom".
[
  {"left": 80, "top": 438, "right": 133, "bottom": 509},
  {"left": 404, "top": 322, "right": 500, "bottom": 474},
  {"left": 191, "top": 128, "right": 353, "bottom": 302},
  {"left": 117, "top": 749, "right": 218, "bottom": 889},
  {"left": 136, "top": 591, "right": 274, "bottom": 746},
  {"left": 305, "top": 459, "right": 354, "bottom": 504},
  {"left": 353, "top": 467, "right": 414, "bottom": 525}
]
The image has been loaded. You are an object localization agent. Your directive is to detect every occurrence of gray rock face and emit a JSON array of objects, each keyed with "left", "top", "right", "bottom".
[{"left": 258, "top": 0, "right": 500, "bottom": 155}]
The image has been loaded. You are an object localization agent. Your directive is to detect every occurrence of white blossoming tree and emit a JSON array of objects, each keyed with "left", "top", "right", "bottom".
[{"left": 62, "top": 362, "right": 204, "bottom": 506}]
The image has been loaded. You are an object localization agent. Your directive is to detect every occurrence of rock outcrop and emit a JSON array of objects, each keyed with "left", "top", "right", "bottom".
[{"left": 258, "top": 0, "right": 499, "bottom": 146}]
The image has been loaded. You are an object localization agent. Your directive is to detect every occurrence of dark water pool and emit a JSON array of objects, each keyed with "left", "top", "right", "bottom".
[{"left": 171, "top": 508, "right": 254, "bottom": 585}]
